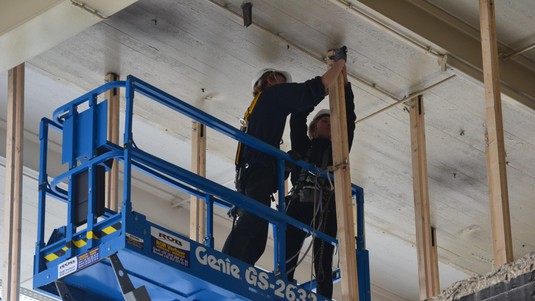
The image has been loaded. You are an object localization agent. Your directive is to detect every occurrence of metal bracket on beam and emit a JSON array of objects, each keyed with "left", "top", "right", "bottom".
[{"left": 438, "top": 55, "right": 448, "bottom": 72}]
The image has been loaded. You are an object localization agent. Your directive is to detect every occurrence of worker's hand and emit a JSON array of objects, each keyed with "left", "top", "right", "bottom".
[{"left": 329, "top": 46, "right": 348, "bottom": 62}]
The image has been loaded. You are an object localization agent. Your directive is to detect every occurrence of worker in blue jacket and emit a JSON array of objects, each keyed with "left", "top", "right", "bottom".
[
  {"left": 223, "top": 47, "right": 348, "bottom": 266},
  {"left": 285, "top": 64, "right": 356, "bottom": 299}
]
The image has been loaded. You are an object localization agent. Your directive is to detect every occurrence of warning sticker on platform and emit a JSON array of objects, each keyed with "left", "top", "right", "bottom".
[
  {"left": 126, "top": 233, "right": 144, "bottom": 249},
  {"left": 151, "top": 227, "right": 190, "bottom": 268},
  {"left": 77, "top": 247, "right": 100, "bottom": 270},
  {"left": 58, "top": 257, "right": 78, "bottom": 278}
]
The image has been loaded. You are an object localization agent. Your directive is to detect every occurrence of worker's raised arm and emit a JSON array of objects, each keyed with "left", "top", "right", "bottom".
[{"left": 321, "top": 46, "right": 347, "bottom": 92}]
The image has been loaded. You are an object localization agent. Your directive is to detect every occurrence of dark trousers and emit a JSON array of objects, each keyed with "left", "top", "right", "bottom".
[
  {"left": 222, "top": 167, "right": 275, "bottom": 265},
  {"left": 285, "top": 192, "right": 337, "bottom": 299}
]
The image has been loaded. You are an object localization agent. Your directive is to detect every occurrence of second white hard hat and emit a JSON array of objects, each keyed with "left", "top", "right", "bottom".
[{"left": 252, "top": 68, "right": 292, "bottom": 90}]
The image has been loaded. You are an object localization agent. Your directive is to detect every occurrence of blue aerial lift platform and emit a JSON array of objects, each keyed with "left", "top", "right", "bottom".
[{"left": 33, "top": 75, "right": 370, "bottom": 301}]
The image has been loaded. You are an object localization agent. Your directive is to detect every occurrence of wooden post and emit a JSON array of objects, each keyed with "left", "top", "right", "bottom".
[
  {"left": 479, "top": 0, "right": 513, "bottom": 267},
  {"left": 408, "top": 95, "right": 440, "bottom": 300},
  {"left": 190, "top": 121, "right": 206, "bottom": 242},
  {"left": 327, "top": 53, "right": 359, "bottom": 301},
  {"left": 105, "top": 73, "right": 120, "bottom": 212},
  {"left": 2, "top": 63, "right": 25, "bottom": 301}
]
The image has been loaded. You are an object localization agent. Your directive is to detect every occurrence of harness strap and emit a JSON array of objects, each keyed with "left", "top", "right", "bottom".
[{"left": 235, "top": 92, "right": 263, "bottom": 167}]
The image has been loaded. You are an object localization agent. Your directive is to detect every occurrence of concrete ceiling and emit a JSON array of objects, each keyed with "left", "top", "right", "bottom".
[{"left": 1, "top": 0, "right": 535, "bottom": 300}]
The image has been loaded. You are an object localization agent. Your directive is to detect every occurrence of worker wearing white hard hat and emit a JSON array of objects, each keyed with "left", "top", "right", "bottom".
[
  {"left": 308, "top": 108, "right": 331, "bottom": 138},
  {"left": 251, "top": 68, "right": 292, "bottom": 92},
  {"left": 222, "top": 46, "right": 349, "bottom": 267}
]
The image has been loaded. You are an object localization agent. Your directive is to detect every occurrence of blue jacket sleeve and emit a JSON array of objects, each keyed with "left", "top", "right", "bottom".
[{"left": 264, "top": 76, "right": 326, "bottom": 115}]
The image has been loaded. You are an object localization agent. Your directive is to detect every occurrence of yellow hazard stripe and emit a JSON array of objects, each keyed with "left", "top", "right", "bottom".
[
  {"left": 72, "top": 239, "right": 86, "bottom": 248},
  {"left": 44, "top": 253, "right": 59, "bottom": 262},
  {"left": 44, "top": 222, "right": 122, "bottom": 262},
  {"left": 102, "top": 225, "right": 118, "bottom": 235},
  {"left": 44, "top": 246, "right": 67, "bottom": 262}
]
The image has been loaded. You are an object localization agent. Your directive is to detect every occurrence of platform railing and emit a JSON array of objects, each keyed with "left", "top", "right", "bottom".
[{"left": 35, "top": 75, "right": 368, "bottom": 298}]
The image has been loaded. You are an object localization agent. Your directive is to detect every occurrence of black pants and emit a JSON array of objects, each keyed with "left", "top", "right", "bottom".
[
  {"left": 285, "top": 192, "right": 337, "bottom": 299},
  {"left": 222, "top": 166, "right": 275, "bottom": 265}
]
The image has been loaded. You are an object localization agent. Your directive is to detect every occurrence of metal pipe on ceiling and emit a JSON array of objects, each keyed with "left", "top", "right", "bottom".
[
  {"left": 356, "top": 74, "right": 456, "bottom": 124},
  {"left": 502, "top": 43, "right": 535, "bottom": 61},
  {"left": 70, "top": 0, "right": 109, "bottom": 19}
]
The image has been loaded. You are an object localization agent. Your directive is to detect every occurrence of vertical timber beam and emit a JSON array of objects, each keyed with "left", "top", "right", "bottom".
[
  {"left": 408, "top": 95, "right": 440, "bottom": 300},
  {"left": 327, "top": 54, "right": 359, "bottom": 301},
  {"left": 479, "top": 0, "right": 513, "bottom": 267},
  {"left": 2, "top": 63, "right": 25, "bottom": 301},
  {"left": 190, "top": 121, "right": 206, "bottom": 242},
  {"left": 105, "top": 73, "right": 120, "bottom": 212}
]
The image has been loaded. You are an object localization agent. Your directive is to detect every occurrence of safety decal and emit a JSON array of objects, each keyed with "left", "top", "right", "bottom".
[
  {"left": 57, "top": 246, "right": 101, "bottom": 279},
  {"left": 77, "top": 247, "right": 100, "bottom": 270},
  {"left": 126, "top": 233, "right": 144, "bottom": 249},
  {"left": 58, "top": 257, "right": 77, "bottom": 278},
  {"left": 150, "top": 227, "right": 191, "bottom": 268}
]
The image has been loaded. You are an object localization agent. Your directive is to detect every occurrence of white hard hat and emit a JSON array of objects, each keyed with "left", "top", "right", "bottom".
[
  {"left": 308, "top": 109, "right": 330, "bottom": 136},
  {"left": 252, "top": 68, "right": 292, "bottom": 90},
  {"left": 311, "top": 109, "right": 330, "bottom": 123}
]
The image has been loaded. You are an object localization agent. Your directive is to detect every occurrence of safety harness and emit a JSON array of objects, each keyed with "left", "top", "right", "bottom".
[{"left": 234, "top": 91, "right": 262, "bottom": 167}]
